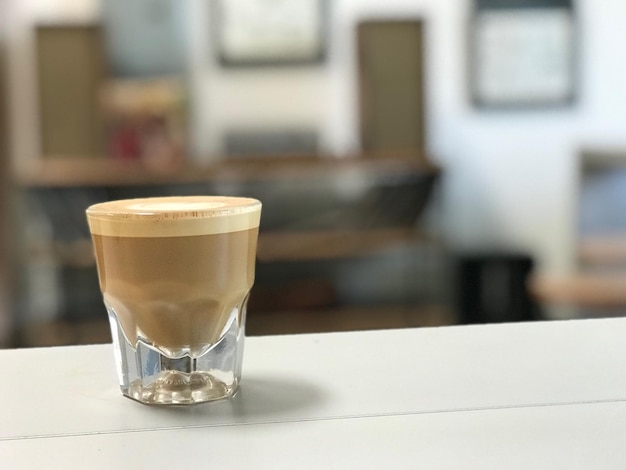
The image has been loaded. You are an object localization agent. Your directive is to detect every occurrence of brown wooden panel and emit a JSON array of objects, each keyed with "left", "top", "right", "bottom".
[
  {"left": 36, "top": 25, "right": 105, "bottom": 157},
  {"left": 0, "top": 24, "right": 10, "bottom": 345},
  {"left": 358, "top": 20, "right": 426, "bottom": 156},
  {"left": 246, "top": 305, "right": 455, "bottom": 336},
  {"left": 15, "top": 154, "right": 438, "bottom": 188}
]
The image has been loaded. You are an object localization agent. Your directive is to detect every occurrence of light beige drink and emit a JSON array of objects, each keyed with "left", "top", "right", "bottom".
[
  {"left": 86, "top": 196, "right": 261, "bottom": 405},
  {"left": 91, "top": 228, "right": 258, "bottom": 353}
]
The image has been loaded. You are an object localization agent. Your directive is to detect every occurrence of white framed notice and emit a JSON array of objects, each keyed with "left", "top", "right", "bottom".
[
  {"left": 471, "top": 0, "right": 576, "bottom": 107},
  {"left": 214, "top": 0, "right": 326, "bottom": 66}
]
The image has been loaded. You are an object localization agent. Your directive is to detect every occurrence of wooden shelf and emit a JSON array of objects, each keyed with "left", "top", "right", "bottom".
[
  {"left": 530, "top": 272, "right": 626, "bottom": 310},
  {"left": 17, "top": 318, "right": 112, "bottom": 348},
  {"left": 30, "top": 228, "right": 436, "bottom": 267},
  {"left": 28, "top": 239, "right": 95, "bottom": 267},
  {"left": 16, "top": 304, "right": 455, "bottom": 347},
  {"left": 579, "top": 236, "right": 626, "bottom": 265},
  {"left": 14, "top": 153, "right": 437, "bottom": 188},
  {"left": 580, "top": 148, "right": 626, "bottom": 170},
  {"left": 258, "top": 228, "right": 434, "bottom": 262},
  {"left": 247, "top": 304, "right": 455, "bottom": 336}
]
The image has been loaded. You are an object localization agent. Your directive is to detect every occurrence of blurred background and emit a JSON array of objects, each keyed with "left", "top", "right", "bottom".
[{"left": 1, "top": 0, "right": 626, "bottom": 348}]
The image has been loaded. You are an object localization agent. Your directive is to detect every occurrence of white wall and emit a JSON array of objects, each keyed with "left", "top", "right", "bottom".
[{"left": 7, "top": 0, "right": 626, "bottom": 278}]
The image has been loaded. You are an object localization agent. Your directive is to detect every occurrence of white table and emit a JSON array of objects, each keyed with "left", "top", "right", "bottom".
[{"left": 2, "top": 318, "right": 626, "bottom": 469}]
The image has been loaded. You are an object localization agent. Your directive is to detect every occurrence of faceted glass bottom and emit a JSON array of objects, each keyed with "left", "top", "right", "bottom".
[{"left": 107, "top": 307, "right": 245, "bottom": 405}]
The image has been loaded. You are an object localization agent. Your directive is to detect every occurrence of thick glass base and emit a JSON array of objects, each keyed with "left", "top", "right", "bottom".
[
  {"left": 107, "top": 308, "right": 245, "bottom": 405},
  {"left": 127, "top": 369, "right": 236, "bottom": 405}
]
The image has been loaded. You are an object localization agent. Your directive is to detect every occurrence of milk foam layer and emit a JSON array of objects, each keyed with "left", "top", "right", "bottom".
[{"left": 87, "top": 196, "right": 262, "bottom": 237}]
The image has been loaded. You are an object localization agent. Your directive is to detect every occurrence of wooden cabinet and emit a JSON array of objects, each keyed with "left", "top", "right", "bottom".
[{"left": 11, "top": 155, "right": 451, "bottom": 346}]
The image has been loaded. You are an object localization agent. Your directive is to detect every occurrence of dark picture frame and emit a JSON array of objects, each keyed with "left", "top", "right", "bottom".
[
  {"left": 470, "top": 0, "right": 577, "bottom": 108},
  {"left": 213, "top": 0, "right": 327, "bottom": 67}
]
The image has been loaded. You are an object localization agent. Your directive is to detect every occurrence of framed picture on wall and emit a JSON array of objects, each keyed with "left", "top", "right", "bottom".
[
  {"left": 470, "top": 0, "right": 577, "bottom": 108},
  {"left": 214, "top": 0, "right": 327, "bottom": 66}
]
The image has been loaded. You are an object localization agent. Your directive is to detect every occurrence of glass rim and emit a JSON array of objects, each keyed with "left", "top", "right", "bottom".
[{"left": 86, "top": 196, "right": 262, "bottom": 237}]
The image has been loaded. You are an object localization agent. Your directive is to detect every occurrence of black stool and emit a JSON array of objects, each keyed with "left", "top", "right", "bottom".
[{"left": 455, "top": 253, "right": 541, "bottom": 324}]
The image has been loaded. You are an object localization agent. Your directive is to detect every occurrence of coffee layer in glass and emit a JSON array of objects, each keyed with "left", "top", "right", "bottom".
[{"left": 87, "top": 196, "right": 261, "bottom": 405}]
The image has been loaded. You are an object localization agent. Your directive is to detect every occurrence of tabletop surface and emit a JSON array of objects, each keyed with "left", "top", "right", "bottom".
[{"left": 2, "top": 318, "right": 626, "bottom": 469}]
